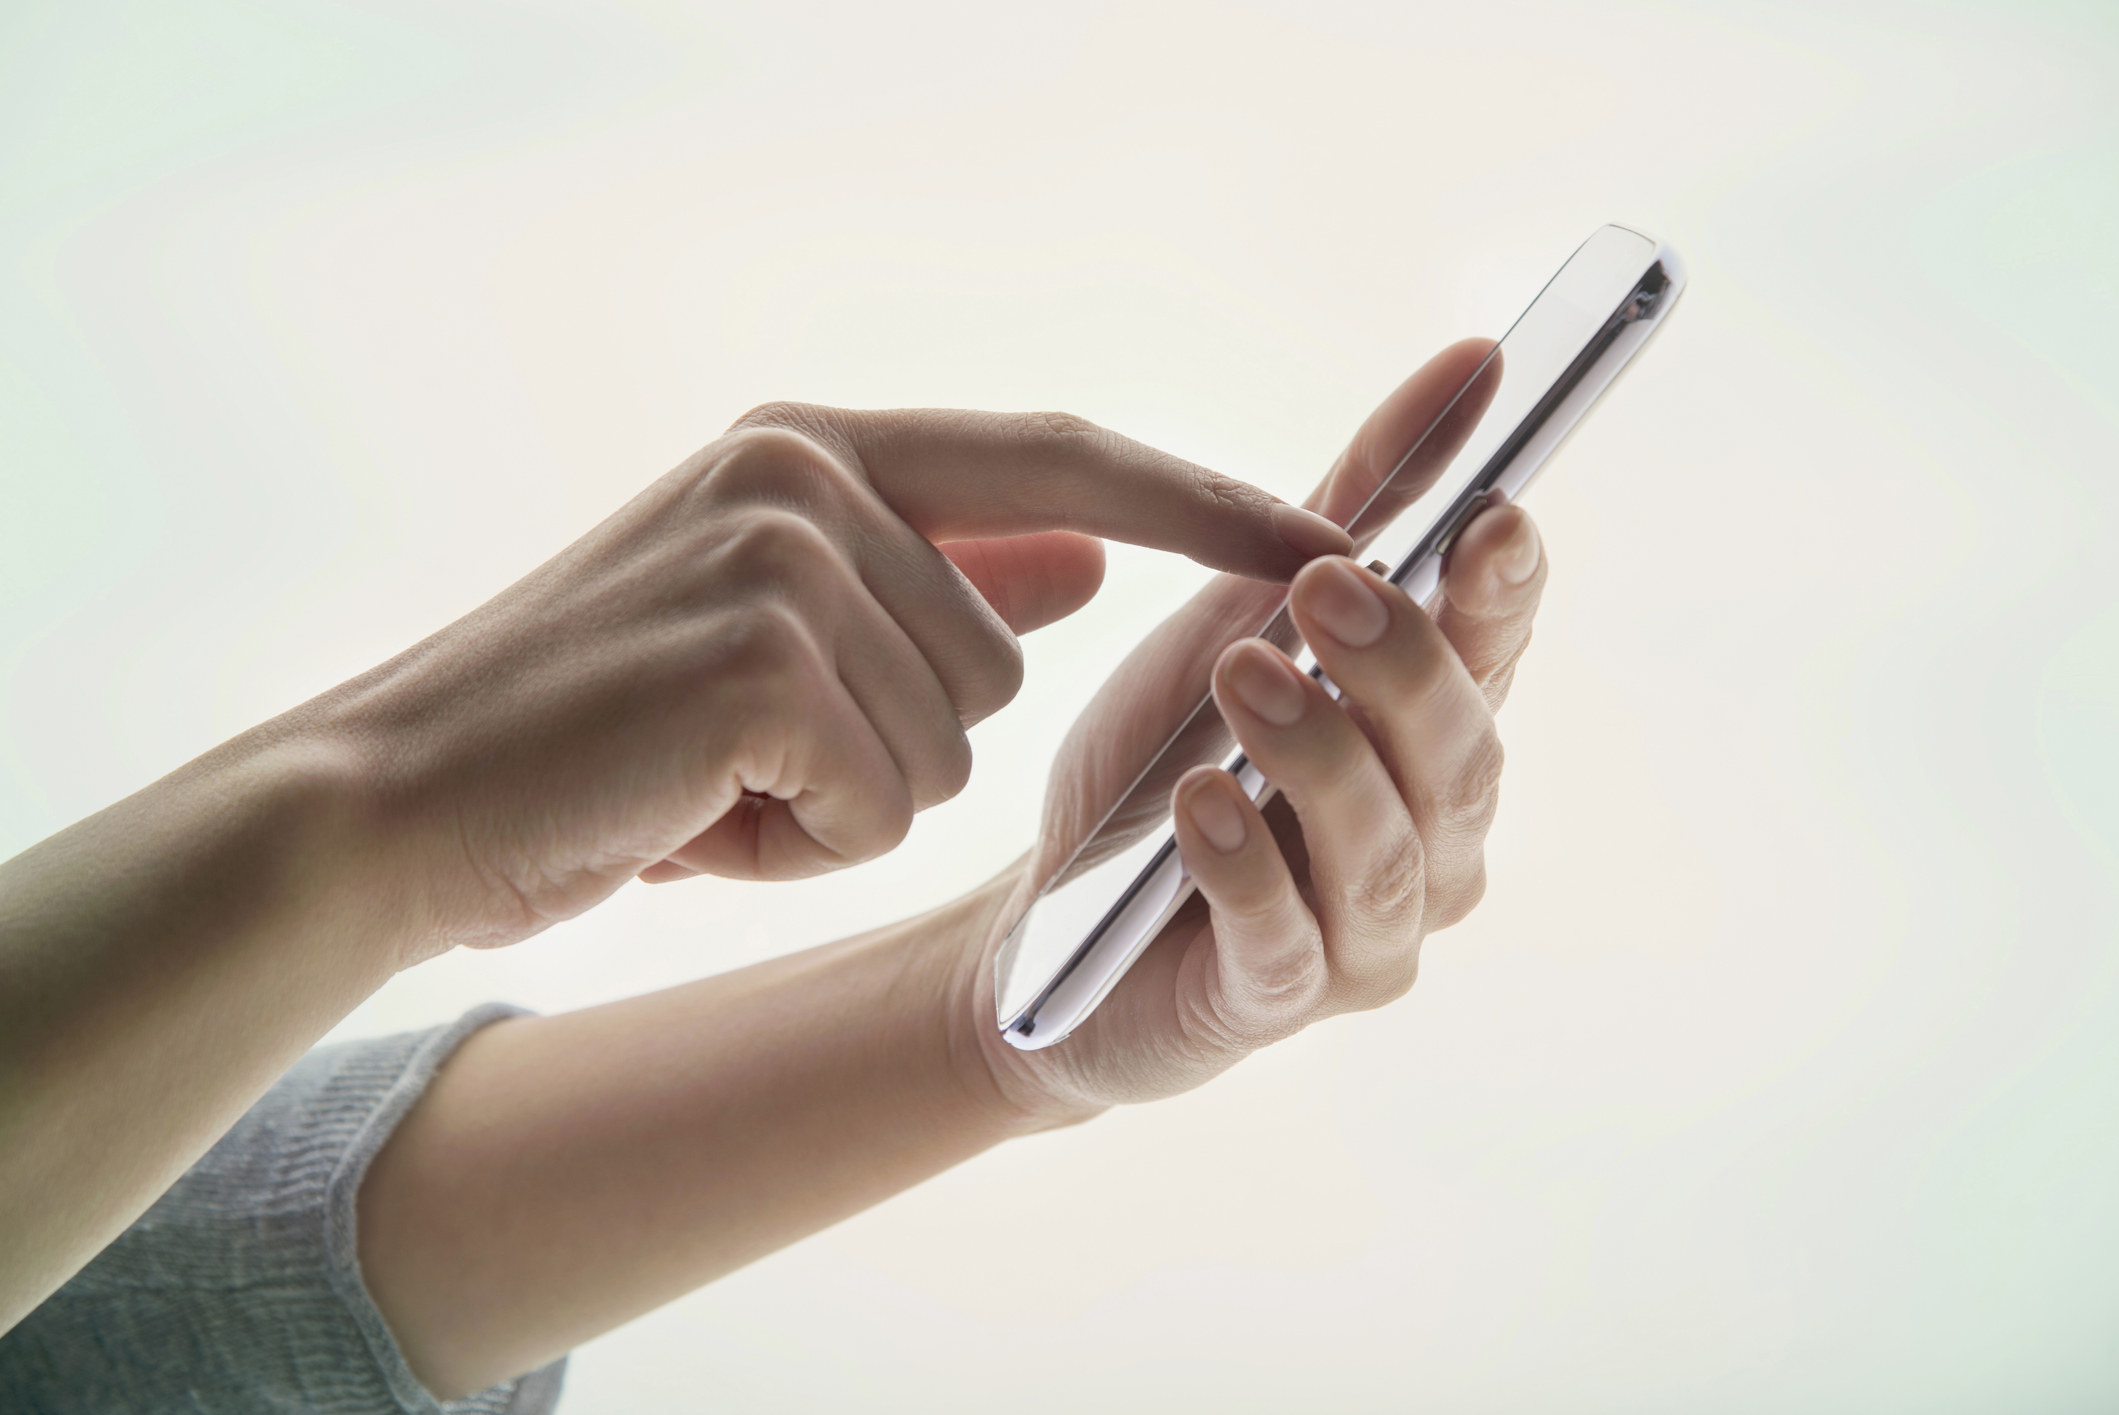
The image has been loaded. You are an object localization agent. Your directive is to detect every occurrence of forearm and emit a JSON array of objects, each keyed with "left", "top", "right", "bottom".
[
  {"left": 356, "top": 867, "right": 1078, "bottom": 1399},
  {"left": 0, "top": 722, "right": 399, "bottom": 1331}
]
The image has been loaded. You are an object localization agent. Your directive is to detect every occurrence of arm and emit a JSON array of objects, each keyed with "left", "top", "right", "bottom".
[
  {"left": 356, "top": 349, "right": 1550, "bottom": 1398},
  {"left": 357, "top": 875, "right": 1040, "bottom": 1399},
  {"left": 0, "top": 405, "right": 1341, "bottom": 1332},
  {"left": 0, "top": 729, "right": 396, "bottom": 1335}
]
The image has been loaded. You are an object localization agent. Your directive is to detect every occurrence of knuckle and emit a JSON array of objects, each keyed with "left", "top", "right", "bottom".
[
  {"left": 955, "top": 623, "right": 1025, "bottom": 723},
  {"left": 1209, "top": 1003, "right": 1306, "bottom": 1054},
  {"left": 862, "top": 786, "right": 917, "bottom": 860},
  {"left": 1482, "top": 659, "right": 1522, "bottom": 711},
  {"left": 713, "top": 507, "right": 848, "bottom": 603},
  {"left": 1395, "top": 639, "right": 1463, "bottom": 716},
  {"left": 1457, "top": 861, "right": 1489, "bottom": 916},
  {"left": 1325, "top": 826, "right": 1429, "bottom": 1005},
  {"left": 703, "top": 424, "right": 848, "bottom": 508},
  {"left": 1196, "top": 966, "right": 1319, "bottom": 1053},
  {"left": 730, "top": 400, "right": 827, "bottom": 435},
  {"left": 1193, "top": 470, "right": 1256, "bottom": 520},
  {"left": 1427, "top": 859, "right": 1489, "bottom": 930},
  {"left": 914, "top": 725, "right": 975, "bottom": 807},
  {"left": 1446, "top": 789, "right": 1500, "bottom": 849},
  {"left": 816, "top": 758, "right": 915, "bottom": 870},
  {"left": 1236, "top": 938, "right": 1330, "bottom": 1020},
  {"left": 1472, "top": 623, "right": 1533, "bottom": 689},
  {"left": 1345, "top": 834, "right": 1427, "bottom": 924},
  {"left": 708, "top": 600, "right": 825, "bottom": 699},
  {"left": 1353, "top": 953, "right": 1422, "bottom": 1010},
  {"left": 851, "top": 775, "right": 919, "bottom": 864},
  {"left": 1451, "top": 728, "right": 1507, "bottom": 816},
  {"left": 1018, "top": 409, "right": 1105, "bottom": 451}
]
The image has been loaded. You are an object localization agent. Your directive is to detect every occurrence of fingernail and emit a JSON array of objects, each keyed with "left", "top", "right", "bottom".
[
  {"left": 1300, "top": 557, "right": 1390, "bottom": 648},
  {"left": 1225, "top": 643, "right": 1308, "bottom": 726},
  {"left": 1181, "top": 775, "right": 1248, "bottom": 853},
  {"left": 1496, "top": 516, "right": 1542, "bottom": 586},
  {"left": 1273, "top": 503, "right": 1352, "bottom": 561}
]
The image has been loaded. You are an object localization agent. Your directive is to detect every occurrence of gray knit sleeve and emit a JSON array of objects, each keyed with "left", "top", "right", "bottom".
[{"left": 0, "top": 1004, "right": 567, "bottom": 1415}]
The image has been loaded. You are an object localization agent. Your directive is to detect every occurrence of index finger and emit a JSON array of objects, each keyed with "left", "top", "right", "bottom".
[{"left": 732, "top": 402, "right": 1350, "bottom": 583}]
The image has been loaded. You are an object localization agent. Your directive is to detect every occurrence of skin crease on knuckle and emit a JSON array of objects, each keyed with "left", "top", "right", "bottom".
[
  {"left": 998, "top": 411, "right": 1107, "bottom": 530},
  {"left": 1212, "top": 932, "right": 1329, "bottom": 1046},
  {"left": 1018, "top": 408, "right": 1105, "bottom": 451},
  {"left": 1324, "top": 875, "right": 1427, "bottom": 1011},
  {"left": 1179, "top": 961, "right": 1307, "bottom": 1057},
  {"left": 1478, "top": 640, "right": 1528, "bottom": 708},
  {"left": 1414, "top": 726, "right": 1504, "bottom": 866},
  {"left": 1450, "top": 726, "right": 1507, "bottom": 821},
  {"left": 1333, "top": 814, "right": 1429, "bottom": 932},
  {"left": 1192, "top": 468, "right": 1263, "bottom": 525},
  {"left": 1393, "top": 726, "right": 1502, "bottom": 934}
]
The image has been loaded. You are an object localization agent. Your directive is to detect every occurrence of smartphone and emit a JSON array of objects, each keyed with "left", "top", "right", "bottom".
[{"left": 994, "top": 224, "right": 1687, "bottom": 1050}]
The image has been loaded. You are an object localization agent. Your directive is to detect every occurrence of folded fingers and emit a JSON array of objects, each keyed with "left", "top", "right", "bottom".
[
  {"left": 1208, "top": 637, "right": 1428, "bottom": 1003},
  {"left": 1287, "top": 556, "right": 1506, "bottom": 933}
]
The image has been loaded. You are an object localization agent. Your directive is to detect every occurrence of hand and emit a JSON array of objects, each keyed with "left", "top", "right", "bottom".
[
  {"left": 334, "top": 360, "right": 1522, "bottom": 1389},
  {"left": 310, "top": 403, "right": 1349, "bottom": 961},
  {"left": 954, "top": 343, "right": 1548, "bottom": 1119},
  {"left": 0, "top": 399, "right": 1354, "bottom": 1332}
]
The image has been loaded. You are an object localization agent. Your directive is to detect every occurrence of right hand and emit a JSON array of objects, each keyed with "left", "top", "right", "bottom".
[{"left": 308, "top": 402, "right": 1349, "bottom": 959}]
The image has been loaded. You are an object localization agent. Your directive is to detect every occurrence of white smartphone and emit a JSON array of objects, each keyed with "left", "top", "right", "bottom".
[{"left": 994, "top": 223, "right": 1687, "bottom": 1050}]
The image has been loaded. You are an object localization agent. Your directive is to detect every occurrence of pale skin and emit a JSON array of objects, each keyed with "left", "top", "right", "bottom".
[{"left": 0, "top": 340, "right": 1545, "bottom": 1399}]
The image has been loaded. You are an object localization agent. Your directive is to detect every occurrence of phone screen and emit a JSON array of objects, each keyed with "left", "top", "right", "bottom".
[{"left": 996, "top": 226, "right": 1675, "bottom": 1038}]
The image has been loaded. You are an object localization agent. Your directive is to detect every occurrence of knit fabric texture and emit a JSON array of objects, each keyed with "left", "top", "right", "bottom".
[{"left": 0, "top": 1004, "right": 567, "bottom": 1414}]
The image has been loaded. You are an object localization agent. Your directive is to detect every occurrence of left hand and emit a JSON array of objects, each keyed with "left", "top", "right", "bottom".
[{"left": 952, "top": 343, "right": 1550, "bottom": 1122}]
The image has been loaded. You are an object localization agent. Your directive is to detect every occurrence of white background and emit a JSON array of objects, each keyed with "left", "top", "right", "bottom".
[{"left": 4, "top": 1, "right": 2117, "bottom": 1409}]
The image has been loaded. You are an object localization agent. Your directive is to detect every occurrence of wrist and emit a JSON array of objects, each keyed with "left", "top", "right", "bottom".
[
  {"left": 273, "top": 670, "right": 560, "bottom": 968},
  {"left": 174, "top": 717, "right": 419, "bottom": 978},
  {"left": 0, "top": 693, "right": 403, "bottom": 1328},
  {"left": 159, "top": 697, "right": 481, "bottom": 978},
  {"left": 917, "top": 861, "right": 1109, "bottom": 1137}
]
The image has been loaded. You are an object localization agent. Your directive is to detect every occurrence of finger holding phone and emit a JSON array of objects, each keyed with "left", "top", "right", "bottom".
[
  {"left": 965, "top": 226, "right": 1682, "bottom": 1116},
  {"left": 956, "top": 351, "right": 1549, "bottom": 1121}
]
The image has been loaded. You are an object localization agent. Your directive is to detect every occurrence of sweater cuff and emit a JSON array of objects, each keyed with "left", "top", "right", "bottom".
[{"left": 321, "top": 1003, "right": 567, "bottom": 1415}]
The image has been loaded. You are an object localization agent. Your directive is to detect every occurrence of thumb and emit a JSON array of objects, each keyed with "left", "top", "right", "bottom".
[{"left": 940, "top": 531, "right": 1107, "bottom": 634}]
